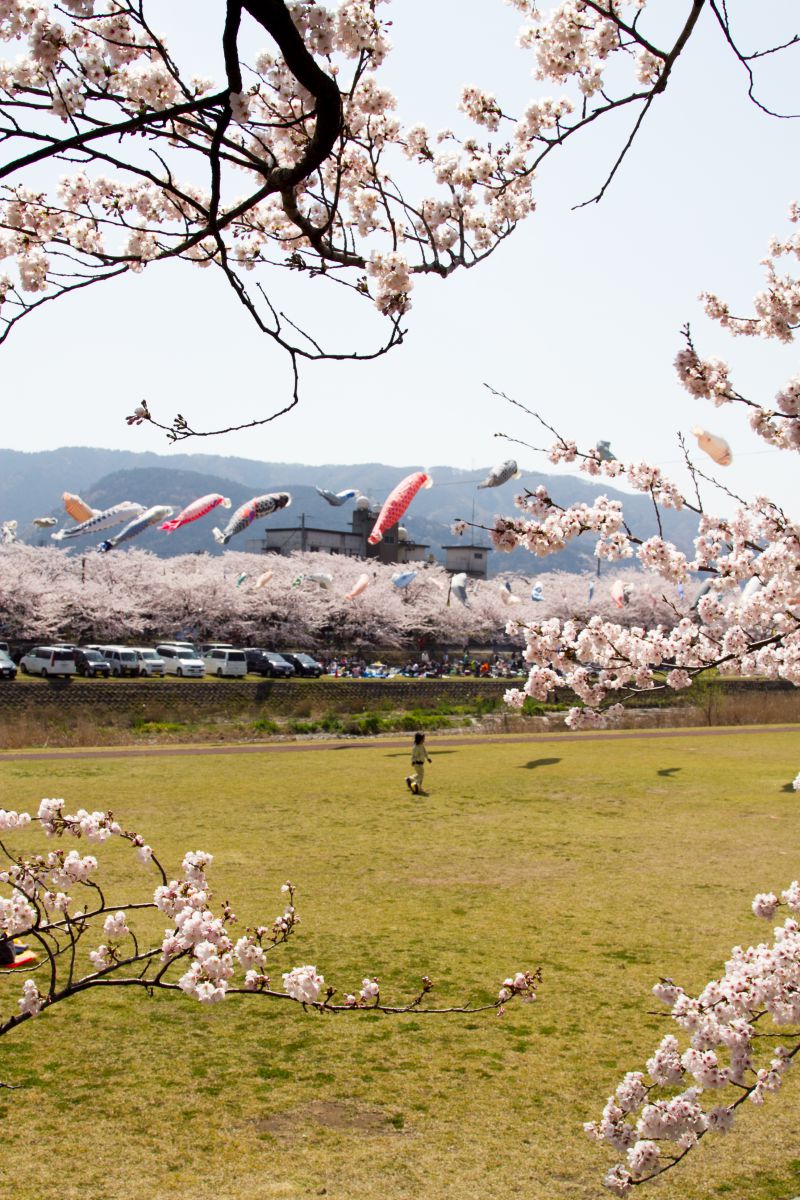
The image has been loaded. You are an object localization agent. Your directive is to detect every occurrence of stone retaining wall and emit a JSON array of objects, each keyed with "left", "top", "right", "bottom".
[
  {"left": 0, "top": 678, "right": 514, "bottom": 716},
  {"left": 0, "top": 676, "right": 794, "bottom": 719}
]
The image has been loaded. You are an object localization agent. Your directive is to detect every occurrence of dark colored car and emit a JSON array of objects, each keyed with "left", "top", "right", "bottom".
[
  {"left": 244, "top": 648, "right": 295, "bottom": 678},
  {"left": 281, "top": 652, "right": 324, "bottom": 678},
  {"left": 0, "top": 650, "right": 17, "bottom": 680},
  {"left": 73, "top": 648, "right": 112, "bottom": 678}
]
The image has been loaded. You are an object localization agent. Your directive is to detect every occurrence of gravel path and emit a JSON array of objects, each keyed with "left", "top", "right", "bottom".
[{"left": 0, "top": 724, "right": 797, "bottom": 763}]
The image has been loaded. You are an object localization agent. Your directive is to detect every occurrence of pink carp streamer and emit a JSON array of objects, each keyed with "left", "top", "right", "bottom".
[
  {"left": 368, "top": 472, "right": 432, "bottom": 545},
  {"left": 161, "top": 493, "right": 231, "bottom": 533},
  {"left": 345, "top": 572, "right": 370, "bottom": 600}
]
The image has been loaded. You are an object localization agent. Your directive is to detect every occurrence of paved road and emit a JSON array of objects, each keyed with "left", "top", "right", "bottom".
[{"left": 0, "top": 724, "right": 797, "bottom": 763}]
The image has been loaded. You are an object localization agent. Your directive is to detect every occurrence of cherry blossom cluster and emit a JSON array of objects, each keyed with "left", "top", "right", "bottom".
[
  {"left": 490, "top": 386, "right": 800, "bottom": 727},
  {"left": 676, "top": 339, "right": 800, "bottom": 454},
  {"left": 497, "top": 968, "right": 542, "bottom": 1012},
  {"left": 702, "top": 201, "right": 800, "bottom": 344},
  {"left": 587, "top": 882, "right": 800, "bottom": 1193},
  {"left": 509, "top": 0, "right": 652, "bottom": 98},
  {"left": 489, "top": 493, "right": 627, "bottom": 559},
  {"left": 672, "top": 206, "right": 800, "bottom": 452},
  {"left": 505, "top": 572, "right": 799, "bottom": 730},
  {"left": 0, "top": 0, "right": 539, "bottom": 340},
  {"left": 0, "top": 797, "right": 540, "bottom": 1039}
]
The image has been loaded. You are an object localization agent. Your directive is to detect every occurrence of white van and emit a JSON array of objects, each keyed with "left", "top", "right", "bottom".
[
  {"left": 156, "top": 645, "right": 205, "bottom": 678},
  {"left": 202, "top": 647, "right": 247, "bottom": 677},
  {"left": 19, "top": 646, "right": 77, "bottom": 678},
  {"left": 99, "top": 646, "right": 139, "bottom": 677},
  {"left": 131, "top": 648, "right": 166, "bottom": 677}
]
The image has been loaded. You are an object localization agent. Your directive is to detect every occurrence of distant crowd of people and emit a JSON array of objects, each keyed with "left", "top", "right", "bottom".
[{"left": 318, "top": 650, "right": 526, "bottom": 679}]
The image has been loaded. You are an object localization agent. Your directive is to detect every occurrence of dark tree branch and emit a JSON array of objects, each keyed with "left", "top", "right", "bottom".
[{"left": 709, "top": 1, "right": 800, "bottom": 118}]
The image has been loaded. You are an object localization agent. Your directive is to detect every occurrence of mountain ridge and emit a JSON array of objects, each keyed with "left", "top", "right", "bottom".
[{"left": 0, "top": 446, "right": 700, "bottom": 574}]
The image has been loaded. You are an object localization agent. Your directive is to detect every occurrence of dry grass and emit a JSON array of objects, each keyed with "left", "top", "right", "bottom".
[
  {"left": 0, "top": 683, "right": 797, "bottom": 749},
  {"left": 1, "top": 730, "right": 800, "bottom": 1200}
]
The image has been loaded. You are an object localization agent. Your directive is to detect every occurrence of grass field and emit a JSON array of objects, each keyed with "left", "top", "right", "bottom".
[{"left": 1, "top": 729, "right": 800, "bottom": 1200}]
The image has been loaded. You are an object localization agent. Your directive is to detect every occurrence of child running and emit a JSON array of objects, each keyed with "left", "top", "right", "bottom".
[{"left": 406, "top": 732, "right": 432, "bottom": 796}]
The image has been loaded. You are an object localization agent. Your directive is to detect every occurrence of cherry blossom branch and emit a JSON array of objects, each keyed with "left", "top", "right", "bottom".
[
  {"left": 574, "top": 0, "right": 707, "bottom": 206},
  {"left": 586, "top": 881, "right": 800, "bottom": 1194},
  {"left": 0, "top": 801, "right": 540, "bottom": 1065},
  {"left": 0, "top": 2, "right": 796, "bottom": 439},
  {"left": 480, "top": 375, "right": 800, "bottom": 728},
  {"left": 678, "top": 431, "right": 704, "bottom": 511}
]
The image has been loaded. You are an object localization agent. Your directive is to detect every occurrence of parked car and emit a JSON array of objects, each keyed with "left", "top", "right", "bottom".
[
  {"left": 203, "top": 648, "right": 247, "bottom": 677},
  {"left": 156, "top": 644, "right": 205, "bottom": 678},
  {"left": 19, "top": 646, "right": 77, "bottom": 678},
  {"left": 281, "top": 652, "right": 324, "bottom": 678},
  {"left": 131, "top": 648, "right": 166, "bottom": 677},
  {"left": 199, "top": 642, "right": 234, "bottom": 655},
  {"left": 98, "top": 646, "right": 139, "bottom": 677},
  {"left": 243, "top": 648, "right": 295, "bottom": 678},
  {"left": 73, "top": 648, "right": 112, "bottom": 678},
  {"left": 0, "top": 650, "right": 17, "bottom": 680}
]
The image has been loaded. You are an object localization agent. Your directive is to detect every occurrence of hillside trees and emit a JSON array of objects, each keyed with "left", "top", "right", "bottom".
[{"left": 0, "top": 2, "right": 796, "bottom": 437}]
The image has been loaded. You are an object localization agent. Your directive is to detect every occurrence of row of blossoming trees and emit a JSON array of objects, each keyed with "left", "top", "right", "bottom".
[
  {"left": 0, "top": 541, "right": 690, "bottom": 650},
  {"left": 1, "top": 0, "right": 800, "bottom": 1194}
]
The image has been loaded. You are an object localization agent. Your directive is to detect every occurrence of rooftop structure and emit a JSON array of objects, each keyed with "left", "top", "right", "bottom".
[
  {"left": 246, "top": 507, "right": 430, "bottom": 565},
  {"left": 441, "top": 544, "right": 490, "bottom": 579}
]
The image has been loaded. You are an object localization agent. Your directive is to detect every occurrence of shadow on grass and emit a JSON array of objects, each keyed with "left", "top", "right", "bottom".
[
  {"left": 520, "top": 758, "right": 561, "bottom": 770},
  {"left": 657, "top": 767, "right": 682, "bottom": 777},
  {"left": 781, "top": 782, "right": 797, "bottom": 793}
]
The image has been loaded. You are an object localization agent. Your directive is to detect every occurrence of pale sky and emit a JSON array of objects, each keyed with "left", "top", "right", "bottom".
[{"left": 2, "top": 1, "right": 798, "bottom": 513}]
